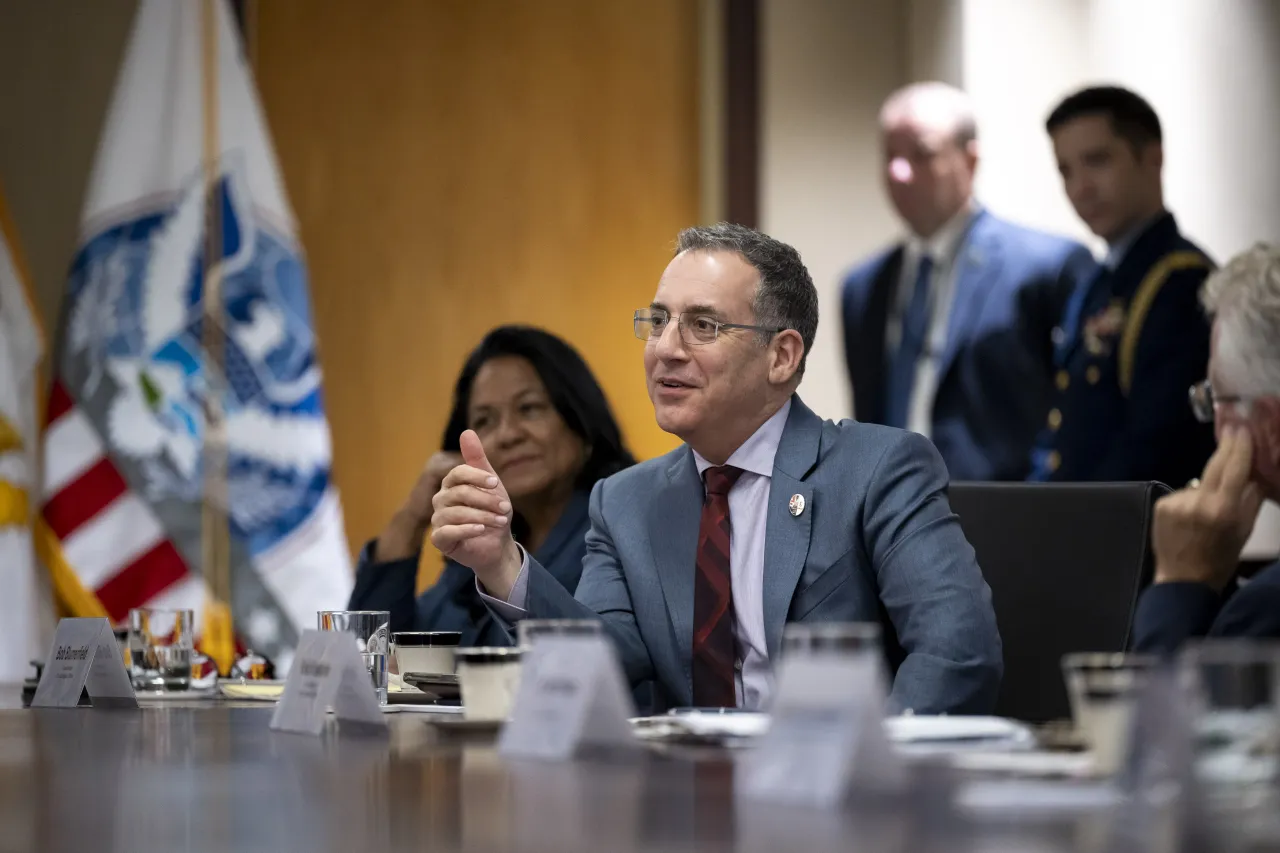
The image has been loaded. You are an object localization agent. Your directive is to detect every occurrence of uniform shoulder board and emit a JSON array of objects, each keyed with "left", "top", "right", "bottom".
[{"left": 1118, "top": 251, "right": 1213, "bottom": 395}]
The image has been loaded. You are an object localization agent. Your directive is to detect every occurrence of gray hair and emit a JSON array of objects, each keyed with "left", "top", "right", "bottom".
[
  {"left": 674, "top": 223, "right": 819, "bottom": 374},
  {"left": 879, "top": 81, "right": 978, "bottom": 148},
  {"left": 1200, "top": 243, "right": 1280, "bottom": 396}
]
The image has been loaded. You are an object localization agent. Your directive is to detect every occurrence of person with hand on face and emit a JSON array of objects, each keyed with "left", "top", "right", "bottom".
[
  {"left": 347, "top": 326, "right": 634, "bottom": 646},
  {"left": 1132, "top": 245, "right": 1280, "bottom": 652},
  {"left": 433, "top": 224, "right": 1003, "bottom": 715}
]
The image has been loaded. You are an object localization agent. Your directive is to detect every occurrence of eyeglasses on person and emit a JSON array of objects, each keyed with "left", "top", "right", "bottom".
[
  {"left": 1189, "top": 379, "right": 1253, "bottom": 424},
  {"left": 633, "top": 307, "right": 783, "bottom": 346}
]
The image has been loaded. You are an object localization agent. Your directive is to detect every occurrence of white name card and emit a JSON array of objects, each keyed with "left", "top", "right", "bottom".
[
  {"left": 498, "top": 635, "right": 636, "bottom": 760},
  {"left": 31, "top": 617, "right": 138, "bottom": 709},
  {"left": 269, "top": 629, "right": 387, "bottom": 735},
  {"left": 738, "top": 654, "right": 904, "bottom": 808}
]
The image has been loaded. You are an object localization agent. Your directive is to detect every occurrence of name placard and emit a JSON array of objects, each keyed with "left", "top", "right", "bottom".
[
  {"left": 270, "top": 629, "right": 386, "bottom": 735},
  {"left": 498, "top": 635, "right": 636, "bottom": 760},
  {"left": 31, "top": 617, "right": 138, "bottom": 709},
  {"left": 738, "top": 654, "right": 903, "bottom": 807}
]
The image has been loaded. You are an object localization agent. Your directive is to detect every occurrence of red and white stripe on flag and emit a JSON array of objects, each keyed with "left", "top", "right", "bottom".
[{"left": 42, "top": 380, "right": 211, "bottom": 629}]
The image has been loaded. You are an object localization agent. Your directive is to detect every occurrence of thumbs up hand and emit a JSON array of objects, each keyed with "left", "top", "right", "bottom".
[{"left": 430, "top": 429, "right": 523, "bottom": 598}]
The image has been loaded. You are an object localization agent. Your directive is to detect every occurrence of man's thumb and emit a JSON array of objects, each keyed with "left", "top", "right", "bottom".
[{"left": 459, "top": 429, "right": 496, "bottom": 474}]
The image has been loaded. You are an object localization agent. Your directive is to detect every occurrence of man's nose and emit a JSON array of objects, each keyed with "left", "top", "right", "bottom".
[
  {"left": 654, "top": 318, "right": 689, "bottom": 360},
  {"left": 888, "top": 157, "right": 913, "bottom": 185}
]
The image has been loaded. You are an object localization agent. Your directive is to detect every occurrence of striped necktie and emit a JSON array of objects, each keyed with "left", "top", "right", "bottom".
[{"left": 692, "top": 465, "right": 743, "bottom": 707}]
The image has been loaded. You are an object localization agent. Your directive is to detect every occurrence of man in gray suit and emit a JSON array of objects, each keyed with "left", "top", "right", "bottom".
[{"left": 431, "top": 223, "right": 1003, "bottom": 715}]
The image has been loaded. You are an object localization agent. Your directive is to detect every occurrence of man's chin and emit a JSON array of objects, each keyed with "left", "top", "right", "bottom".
[{"left": 652, "top": 403, "right": 696, "bottom": 439}]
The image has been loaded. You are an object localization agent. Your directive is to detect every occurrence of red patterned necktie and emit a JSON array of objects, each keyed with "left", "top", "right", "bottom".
[{"left": 693, "top": 465, "right": 743, "bottom": 708}]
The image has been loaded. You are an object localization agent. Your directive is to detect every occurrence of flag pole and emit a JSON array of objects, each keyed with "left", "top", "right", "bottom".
[{"left": 200, "top": 0, "right": 235, "bottom": 677}]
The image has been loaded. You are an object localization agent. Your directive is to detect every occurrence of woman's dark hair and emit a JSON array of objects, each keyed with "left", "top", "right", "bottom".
[{"left": 441, "top": 325, "right": 635, "bottom": 490}]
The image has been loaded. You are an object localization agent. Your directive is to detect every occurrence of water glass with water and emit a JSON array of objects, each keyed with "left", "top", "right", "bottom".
[
  {"left": 128, "top": 608, "right": 194, "bottom": 692},
  {"left": 780, "top": 622, "right": 882, "bottom": 659},
  {"left": 1181, "top": 639, "right": 1280, "bottom": 788},
  {"left": 516, "top": 618, "right": 603, "bottom": 651},
  {"left": 318, "top": 610, "right": 390, "bottom": 705}
]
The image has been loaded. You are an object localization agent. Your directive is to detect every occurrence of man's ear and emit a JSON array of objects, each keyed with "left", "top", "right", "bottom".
[
  {"left": 768, "top": 329, "right": 805, "bottom": 385},
  {"left": 1254, "top": 397, "right": 1280, "bottom": 467}
]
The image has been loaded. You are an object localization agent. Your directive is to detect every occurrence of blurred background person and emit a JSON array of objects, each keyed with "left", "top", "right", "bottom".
[
  {"left": 842, "top": 82, "right": 1095, "bottom": 482},
  {"left": 348, "top": 325, "right": 635, "bottom": 644},
  {"left": 1029, "top": 85, "right": 1216, "bottom": 486},
  {"left": 1133, "top": 244, "right": 1280, "bottom": 652}
]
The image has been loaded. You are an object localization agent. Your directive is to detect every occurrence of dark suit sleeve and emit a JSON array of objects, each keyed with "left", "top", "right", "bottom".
[
  {"left": 1133, "top": 570, "right": 1280, "bottom": 654},
  {"left": 1130, "top": 582, "right": 1224, "bottom": 654},
  {"left": 1090, "top": 265, "right": 1215, "bottom": 484},
  {"left": 863, "top": 432, "right": 1004, "bottom": 714},
  {"left": 348, "top": 540, "right": 421, "bottom": 635},
  {"left": 517, "top": 479, "right": 657, "bottom": 688},
  {"left": 1209, "top": 578, "right": 1280, "bottom": 640}
]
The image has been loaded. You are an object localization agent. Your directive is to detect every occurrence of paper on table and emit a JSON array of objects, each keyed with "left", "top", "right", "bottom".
[
  {"left": 958, "top": 779, "right": 1124, "bottom": 816},
  {"left": 885, "top": 715, "right": 1034, "bottom": 744},
  {"left": 393, "top": 704, "right": 465, "bottom": 715}
]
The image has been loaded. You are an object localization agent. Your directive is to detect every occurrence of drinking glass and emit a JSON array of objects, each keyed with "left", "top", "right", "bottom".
[
  {"left": 1061, "top": 652, "right": 1157, "bottom": 776},
  {"left": 318, "top": 610, "right": 390, "bottom": 705},
  {"left": 516, "top": 619, "right": 603, "bottom": 650},
  {"left": 1180, "top": 639, "right": 1280, "bottom": 789},
  {"left": 780, "top": 622, "right": 882, "bottom": 658},
  {"left": 128, "top": 608, "right": 194, "bottom": 692}
]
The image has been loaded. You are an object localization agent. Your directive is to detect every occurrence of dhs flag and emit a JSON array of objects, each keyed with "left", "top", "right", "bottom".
[{"left": 41, "top": 0, "right": 353, "bottom": 671}]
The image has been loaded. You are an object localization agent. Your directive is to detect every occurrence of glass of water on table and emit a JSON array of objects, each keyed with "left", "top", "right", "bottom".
[
  {"left": 1180, "top": 639, "right": 1280, "bottom": 791},
  {"left": 128, "top": 608, "right": 194, "bottom": 691},
  {"left": 318, "top": 610, "right": 391, "bottom": 705}
]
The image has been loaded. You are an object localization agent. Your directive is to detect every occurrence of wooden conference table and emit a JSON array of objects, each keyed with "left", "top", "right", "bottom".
[{"left": 0, "top": 686, "right": 1274, "bottom": 853}]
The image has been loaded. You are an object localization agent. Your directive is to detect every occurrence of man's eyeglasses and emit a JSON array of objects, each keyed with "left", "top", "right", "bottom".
[
  {"left": 633, "top": 308, "right": 783, "bottom": 346},
  {"left": 1189, "top": 379, "right": 1252, "bottom": 424}
]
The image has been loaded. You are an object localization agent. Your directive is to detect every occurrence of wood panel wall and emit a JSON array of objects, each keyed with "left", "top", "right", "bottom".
[{"left": 253, "top": 0, "right": 700, "bottom": 586}]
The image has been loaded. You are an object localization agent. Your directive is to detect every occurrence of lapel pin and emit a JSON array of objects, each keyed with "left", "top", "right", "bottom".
[{"left": 788, "top": 494, "right": 805, "bottom": 517}]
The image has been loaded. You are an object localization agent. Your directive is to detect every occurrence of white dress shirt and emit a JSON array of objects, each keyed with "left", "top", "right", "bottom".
[
  {"left": 481, "top": 399, "right": 792, "bottom": 710},
  {"left": 1103, "top": 213, "right": 1162, "bottom": 271},
  {"left": 885, "top": 203, "right": 976, "bottom": 438}
]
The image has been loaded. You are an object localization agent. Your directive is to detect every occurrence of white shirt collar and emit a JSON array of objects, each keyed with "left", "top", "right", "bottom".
[
  {"left": 907, "top": 200, "right": 976, "bottom": 264},
  {"left": 1104, "top": 211, "right": 1163, "bottom": 270},
  {"left": 692, "top": 399, "right": 791, "bottom": 480}
]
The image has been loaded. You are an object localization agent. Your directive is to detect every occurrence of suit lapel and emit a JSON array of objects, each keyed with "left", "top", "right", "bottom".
[
  {"left": 936, "top": 213, "right": 1002, "bottom": 386},
  {"left": 762, "top": 398, "right": 821, "bottom": 657},
  {"left": 854, "top": 248, "right": 903, "bottom": 423},
  {"left": 649, "top": 449, "right": 703, "bottom": 702}
]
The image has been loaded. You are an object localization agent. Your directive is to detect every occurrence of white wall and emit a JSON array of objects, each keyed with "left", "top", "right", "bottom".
[
  {"left": 961, "top": 0, "right": 1096, "bottom": 246},
  {"left": 759, "top": 0, "right": 906, "bottom": 422}
]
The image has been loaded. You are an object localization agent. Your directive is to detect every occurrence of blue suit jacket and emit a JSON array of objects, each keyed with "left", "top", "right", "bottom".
[
  {"left": 507, "top": 396, "right": 1004, "bottom": 715},
  {"left": 349, "top": 491, "right": 590, "bottom": 647},
  {"left": 841, "top": 209, "right": 1095, "bottom": 481},
  {"left": 1131, "top": 563, "right": 1280, "bottom": 654}
]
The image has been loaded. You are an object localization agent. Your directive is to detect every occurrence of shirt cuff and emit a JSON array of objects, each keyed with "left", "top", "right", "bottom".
[{"left": 476, "top": 545, "right": 530, "bottom": 621}]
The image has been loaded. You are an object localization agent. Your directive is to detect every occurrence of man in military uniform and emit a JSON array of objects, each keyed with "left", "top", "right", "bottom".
[{"left": 1029, "top": 85, "right": 1216, "bottom": 487}]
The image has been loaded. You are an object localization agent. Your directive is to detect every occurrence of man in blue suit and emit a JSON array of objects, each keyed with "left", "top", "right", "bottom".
[
  {"left": 1132, "top": 244, "right": 1280, "bottom": 652},
  {"left": 842, "top": 82, "right": 1095, "bottom": 481},
  {"left": 431, "top": 223, "right": 1003, "bottom": 715}
]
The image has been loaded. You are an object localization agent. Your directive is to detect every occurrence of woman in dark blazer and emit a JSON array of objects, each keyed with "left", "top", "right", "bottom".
[{"left": 348, "top": 326, "right": 634, "bottom": 646}]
